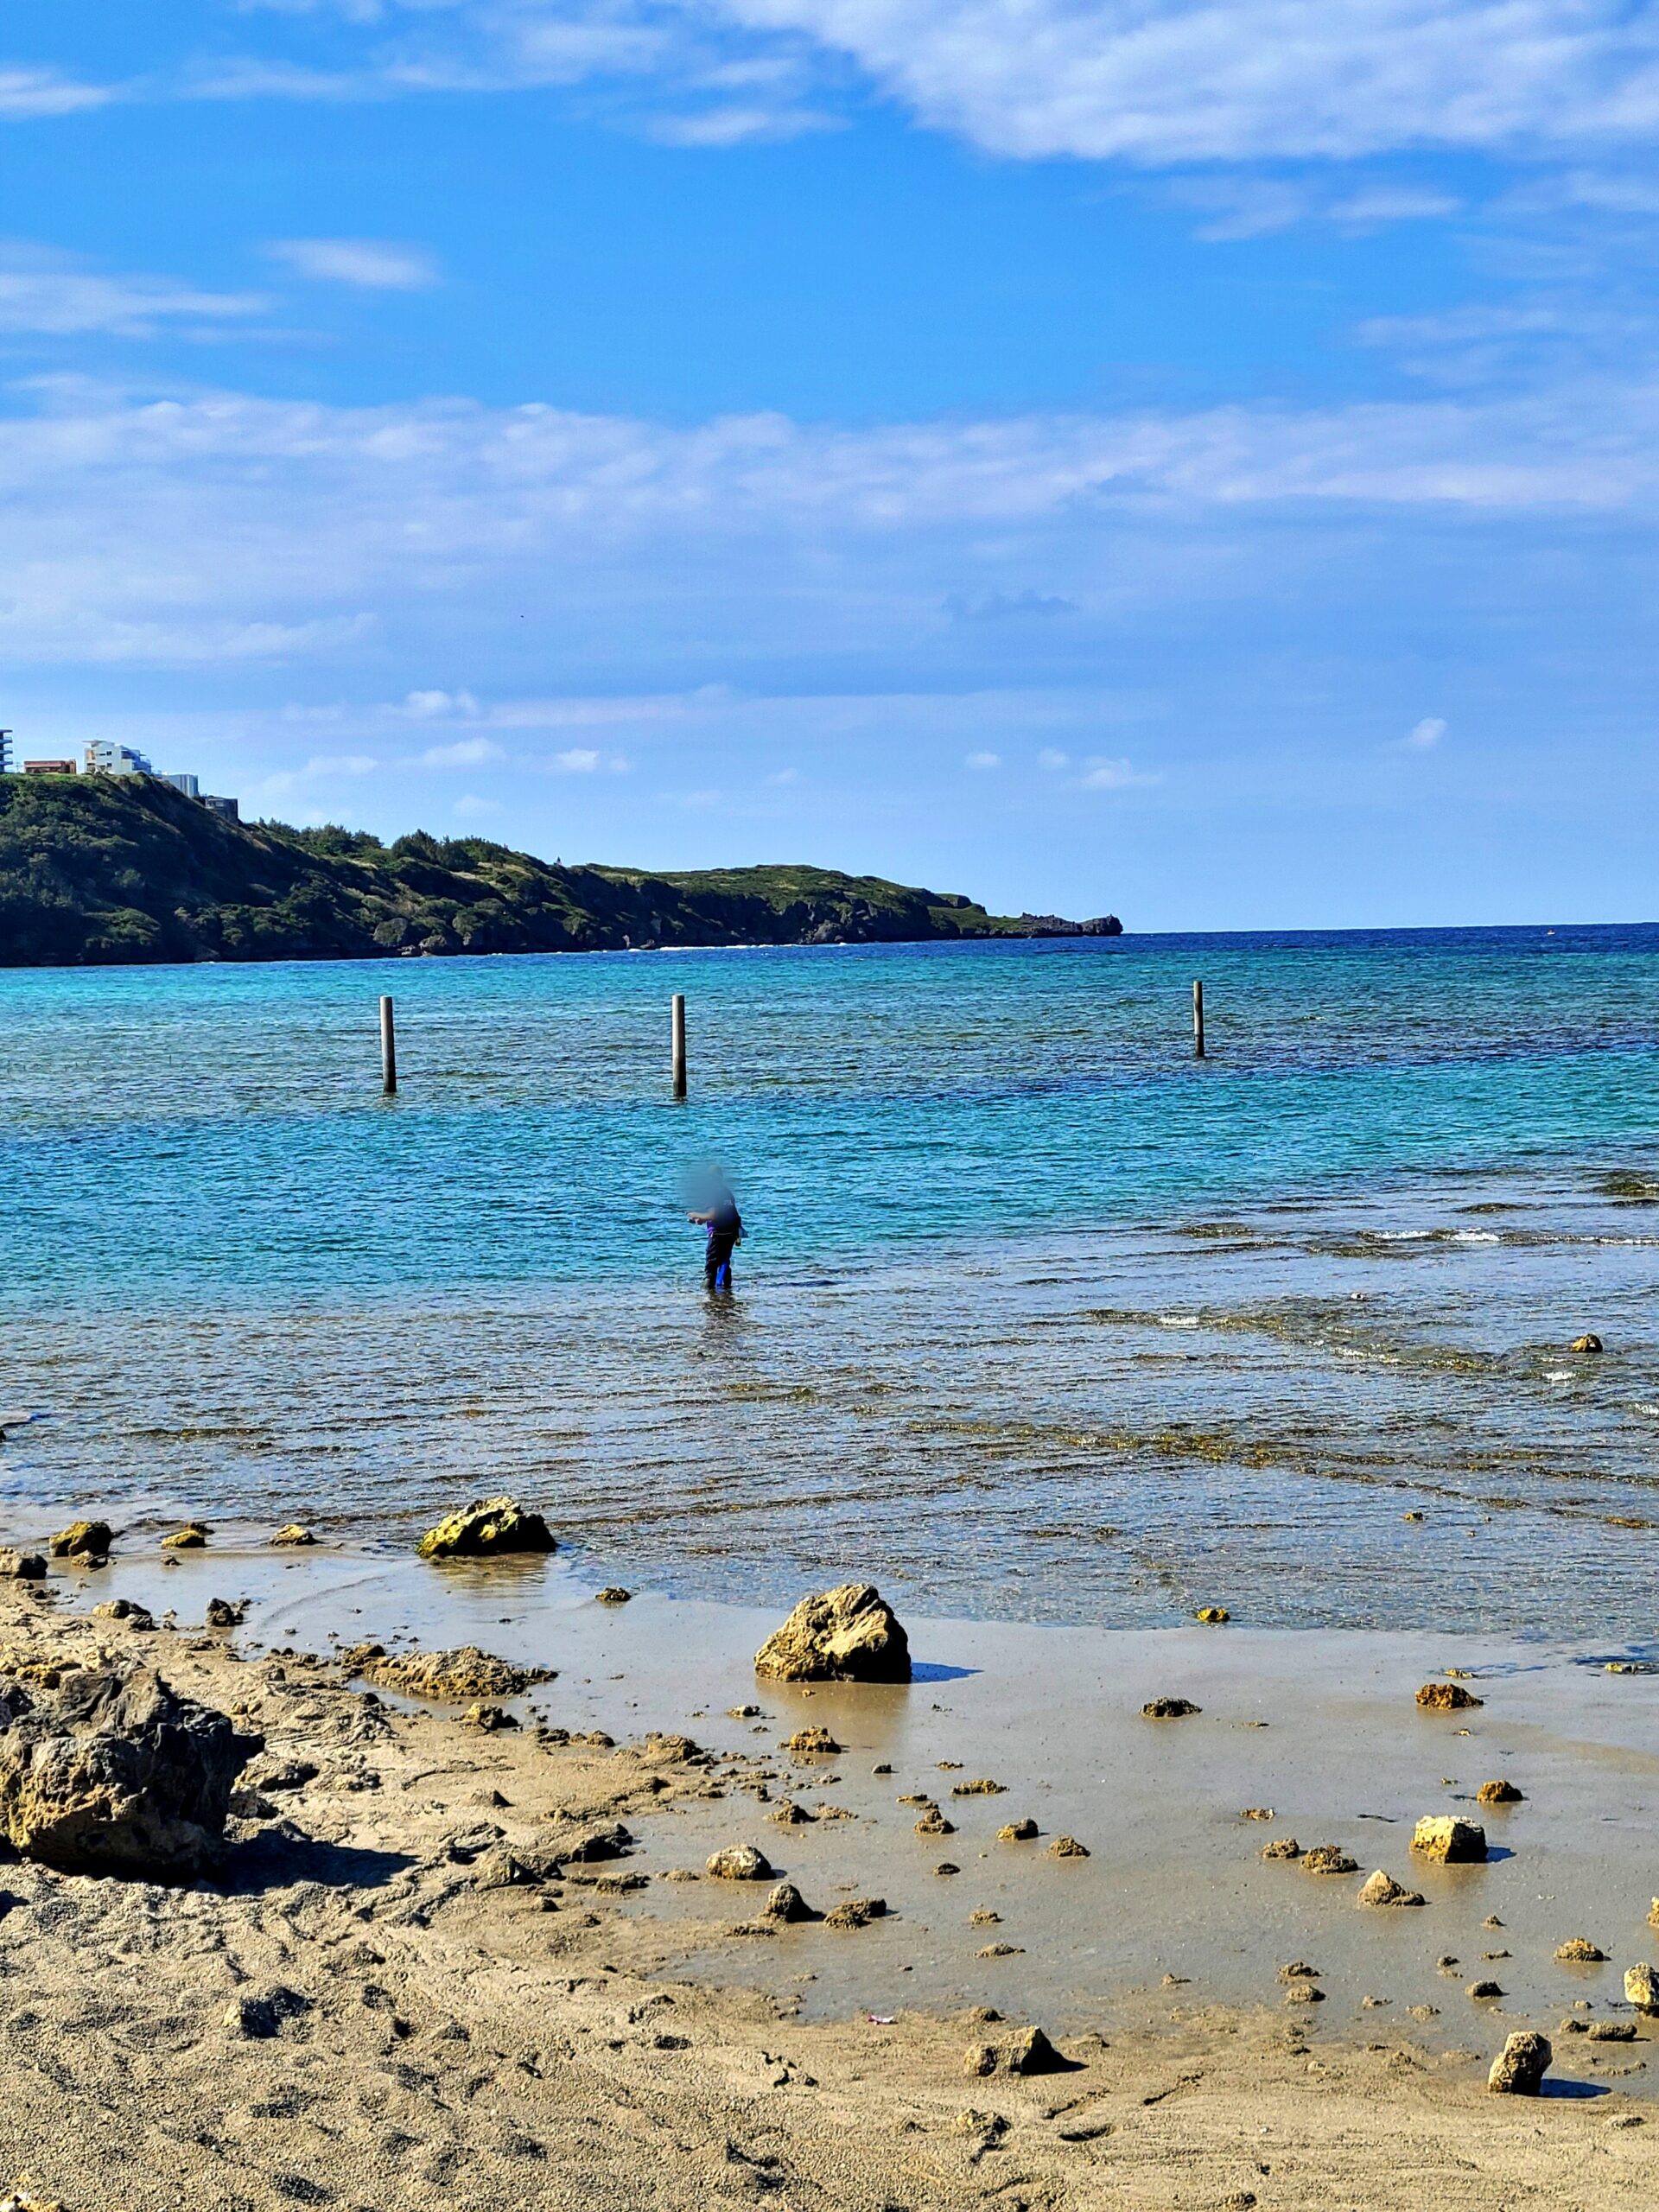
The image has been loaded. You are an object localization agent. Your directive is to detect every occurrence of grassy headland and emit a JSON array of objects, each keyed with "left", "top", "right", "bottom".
[{"left": 0, "top": 774, "right": 1119, "bottom": 965}]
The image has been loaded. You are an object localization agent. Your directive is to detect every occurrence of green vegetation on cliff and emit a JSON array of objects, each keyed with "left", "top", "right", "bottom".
[{"left": 0, "top": 774, "right": 1119, "bottom": 966}]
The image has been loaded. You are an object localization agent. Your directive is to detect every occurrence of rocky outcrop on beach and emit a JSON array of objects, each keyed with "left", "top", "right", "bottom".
[
  {"left": 753, "top": 1584, "right": 911, "bottom": 1683},
  {"left": 48, "top": 1520, "right": 111, "bottom": 1560},
  {"left": 1488, "top": 2031, "right": 1551, "bottom": 2094},
  {"left": 0, "top": 1665, "right": 259, "bottom": 1879},
  {"left": 353, "top": 1646, "right": 554, "bottom": 1700},
  {"left": 417, "top": 1497, "right": 556, "bottom": 1560},
  {"left": 1410, "top": 1816, "right": 1487, "bottom": 1863}
]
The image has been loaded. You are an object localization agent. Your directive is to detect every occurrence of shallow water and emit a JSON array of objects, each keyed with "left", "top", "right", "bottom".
[{"left": 3, "top": 929, "right": 1658, "bottom": 1632}]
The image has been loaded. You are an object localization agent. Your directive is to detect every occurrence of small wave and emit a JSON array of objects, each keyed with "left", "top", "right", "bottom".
[{"left": 1156, "top": 1314, "right": 1201, "bottom": 1328}]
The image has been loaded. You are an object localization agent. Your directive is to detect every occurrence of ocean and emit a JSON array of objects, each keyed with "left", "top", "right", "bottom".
[{"left": 3, "top": 924, "right": 1657, "bottom": 1636}]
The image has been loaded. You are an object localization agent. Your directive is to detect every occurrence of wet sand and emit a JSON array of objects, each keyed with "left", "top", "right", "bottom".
[{"left": 2, "top": 1544, "right": 1656, "bottom": 2206}]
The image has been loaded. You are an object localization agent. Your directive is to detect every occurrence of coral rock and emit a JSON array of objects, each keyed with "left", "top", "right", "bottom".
[
  {"left": 1554, "top": 1938, "right": 1605, "bottom": 1963},
  {"left": 416, "top": 1496, "right": 556, "bottom": 1561},
  {"left": 1415, "top": 1681, "right": 1484, "bottom": 1712},
  {"left": 823, "top": 1896, "right": 885, "bottom": 1929},
  {"left": 786, "top": 1726, "right": 841, "bottom": 1756},
  {"left": 997, "top": 1818, "right": 1039, "bottom": 1842},
  {"left": 1195, "top": 1607, "right": 1230, "bottom": 1624},
  {"left": 1570, "top": 1334, "right": 1604, "bottom": 1354},
  {"left": 0, "top": 1553, "right": 45, "bottom": 1582},
  {"left": 48, "top": 1521, "right": 111, "bottom": 1560},
  {"left": 1049, "top": 1834, "right": 1090, "bottom": 1859},
  {"left": 763, "top": 1881, "right": 813, "bottom": 1922},
  {"left": 1300, "top": 1845, "right": 1358, "bottom": 1875},
  {"left": 1357, "top": 1869, "right": 1425, "bottom": 1907},
  {"left": 706, "top": 1844, "right": 772, "bottom": 1881},
  {"left": 270, "top": 1524, "right": 315, "bottom": 1548},
  {"left": 1141, "top": 1696, "right": 1200, "bottom": 1719},
  {"left": 1476, "top": 1779, "right": 1523, "bottom": 1805},
  {"left": 1624, "top": 1961, "right": 1659, "bottom": 2012},
  {"left": 594, "top": 1586, "right": 631, "bottom": 1605},
  {"left": 359, "top": 1647, "right": 553, "bottom": 1701},
  {"left": 753, "top": 1584, "right": 910, "bottom": 1684},
  {"left": 1261, "top": 1837, "right": 1302, "bottom": 1860},
  {"left": 1488, "top": 2031, "right": 1550, "bottom": 2094},
  {"left": 1410, "top": 1816, "right": 1487, "bottom": 1863},
  {"left": 1005, "top": 2025, "right": 1067, "bottom": 2075},
  {"left": 161, "top": 1526, "right": 208, "bottom": 1550},
  {"left": 0, "top": 1665, "right": 260, "bottom": 1880}
]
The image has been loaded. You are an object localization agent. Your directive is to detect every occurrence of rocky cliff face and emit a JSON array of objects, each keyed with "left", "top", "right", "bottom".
[{"left": 0, "top": 775, "right": 1118, "bottom": 965}]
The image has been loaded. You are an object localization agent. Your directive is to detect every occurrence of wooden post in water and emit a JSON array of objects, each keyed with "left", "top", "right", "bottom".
[
  {"left": 671, "top": 993, "right": 687, "bottom": 1099},
  {"left": 1192, "top": 979, "right": 1205, "bottom": 1059},
  {"left": 380, "top": 995, "right": 397, "bottom": 1096}
]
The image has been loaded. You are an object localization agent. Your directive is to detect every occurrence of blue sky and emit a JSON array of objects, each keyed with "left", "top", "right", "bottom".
[{"left": 3, "top": 1, "right": 1659, "bottom": 925}]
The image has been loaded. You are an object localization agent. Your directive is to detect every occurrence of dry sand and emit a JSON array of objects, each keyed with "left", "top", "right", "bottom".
[{"left": 0, "top": 1558, "right": 1655, "bottom": 2209}]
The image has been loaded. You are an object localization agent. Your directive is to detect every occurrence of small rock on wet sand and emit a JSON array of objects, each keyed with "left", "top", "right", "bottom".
[
  {"left": 1262, "top": 1838, "right": 1302, "bottom": 1860},
  {"left": 417, "top": 1496, "right": 556, "bottom": 1560},
  {"left": 823, "top": 1897, "right": 885, "bottom": 1929},
  {"left": 594, "top": 1587, "right": 632, "bottom": 1605},
  {"left": 1049, "top": 1835, "right": 1090, "bottom": 1858},
  {"left": 1141, "top": 1697, "right": 1200, "bottom": 1719},
  {"left": 915, "top": 1808, "right": 956, "bottom": 1837},
  {"left": 359, "top": 1647, "right": 554, "bottom": 1701},
  {"left": 1410, "top": 1816, "right": 1487, "bottom": 1864},
  {"left": 1624, "top": 1962, "right": 1659, "bottom": 2012},
  {"left": 49, "top": 1521, "right": 111, "bottom": 1560},
  {"left": 764, "top": 1881, "right": 813, "bottom": 1922},
  {"left": 1300, "top": 1846, "right": 1358, "bottom": 1875},
  {"left": 0, "top": 1553, "right": 45, "bottom": 1582},
  {"left": 786, "top": 1726, "right": 841, "bottom": 1756},
  {"left": 753, "top": 1583, "right": 911, "bottom": 1684},
  {"left": 706, "top": 1845, "right": 772, "bottom": 1881},
  {"left": 950, "top": 1777, "right": 1006, "bottom": 1796},
  {"left": 1357, "top": 1869, "right": 1425, "bottom": 1907},
  {"left": 997, "top": 1819, "right": 1039, "bottom": 1842},
  {"left": 1554, "top": 1938, "right": 1606, "bottom": 1963},
  {"left": 1415, "top": 1681, "right": 1484, "bottom": 1713},
  {"left": 1476, "top": 1778, "right": 1523, "bottom": 1805},
  {"left": 161, "top": 1525, "right": 208, "bottom": 1549},
  {"left": 1488, "top": 2031, "right": 1551, "bottom": 2094},
  {"left": 1467, "top": 1980, "right": 1503, "bottom": 1999},
  {"left": 270, "top": 1524, "right": 315, "bottom": 1547}
]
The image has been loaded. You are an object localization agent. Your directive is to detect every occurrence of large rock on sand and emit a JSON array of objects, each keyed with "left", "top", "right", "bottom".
[
  {"left": 1488, "top": 2031, "right": 1551, "bottom": 2094},
  {"left": 753, "top": 1584, "right": 910, "bottom": 1683},
  {"left": 1411, "top": 1815, "right": 1487, "bottom": 1863},
  {"left": 0, "top": 1666, "right": 261, "bottom": 1880},
  {"left": 417, "top": 1497, "right": 556, "bottom": 1561}
]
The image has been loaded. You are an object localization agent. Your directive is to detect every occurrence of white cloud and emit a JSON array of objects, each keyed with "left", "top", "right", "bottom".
[
  {"left": 647, "top": 103, "right": 839, "bottom": 143},
  {"left": 1079, "top": 756, "right": 1160, "bottom": 788},
  {"left": 1402, "top": 715, "right": 1447, "bottom": 748},
  {"left": 401, "top": 687, "right": 480, "bottom": 718},
  {"left": 0, "top": 68, "right": 115, "bottom": 118},
  {"left": 417, "top": 734, "right": 506, "bottom": 765},
  {"left": 453, "top": 791, "right": 502, "bottom": 816},
  {"left": 1037, "top": 747, "right": 1070, "bottom": 769},
  {"left": 554, "top": 747, "right": 602, "bottom": 772},
  {"left": 965, "top": 749, "right": 1001, "bottom": 768},
  {"left": 0, "top": 248, "right": 267, "bottom": 338},
  {"left": 268, "top": 238, "right": 439, "bottom": 289},
  {"left": 157, "top": 0, "right": 1659, "bottom": 167},
  {"left": 5, "top": 372, "right": 1659, "bottom": 672}
]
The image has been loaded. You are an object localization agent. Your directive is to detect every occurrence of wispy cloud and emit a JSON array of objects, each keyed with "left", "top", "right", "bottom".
[
  {"left": 0, "top": 68, "right": 116, "bottom": 118},
  {"left": 1078, "top": 756, "right": 1159, "bottom": 789},
  {"left": 417, "top": 735, "right": 505, "bottom": 766},
  {"left": 453, "top": 791, "right": 502, "bottom": 816},
  {"left": 0, "top": 246, "right": 267, "bottom": 338},
  {"left": 965, "top": 749, "right": 1001, "bottom": 769},
  {"left": 1401, "top": 716, "right": 1447, "bottom": 749},
  {"left": 268, "top": 237, "right": 440, "bottom": 289}
]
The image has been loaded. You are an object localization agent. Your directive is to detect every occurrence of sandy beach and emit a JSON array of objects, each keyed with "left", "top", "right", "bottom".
[{"left": 1, "top": 1541, "right": 1656, "bottom": 2209}]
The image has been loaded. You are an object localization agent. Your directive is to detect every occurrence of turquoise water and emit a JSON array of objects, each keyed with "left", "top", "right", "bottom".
[{"left": 3, "top": 926, "right": 1658, "bottom": 1631}]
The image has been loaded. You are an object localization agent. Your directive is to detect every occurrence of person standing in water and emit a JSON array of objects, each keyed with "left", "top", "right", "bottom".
[{"left": 688, "top": 1167, "right": 743, "bottom": 1292}]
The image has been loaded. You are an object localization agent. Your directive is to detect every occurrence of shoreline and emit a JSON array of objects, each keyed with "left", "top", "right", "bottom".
[{"left": 0, "top": 1560, "right": 1654, "bottom": 2203}]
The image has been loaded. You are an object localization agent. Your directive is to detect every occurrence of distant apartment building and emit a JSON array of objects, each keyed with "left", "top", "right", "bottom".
[
  {"left": 2, "top": 736, "right": 238, "bottom": 819},
  {"left": 84, "top": 741, "right": 154, "bottom": 777}
]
